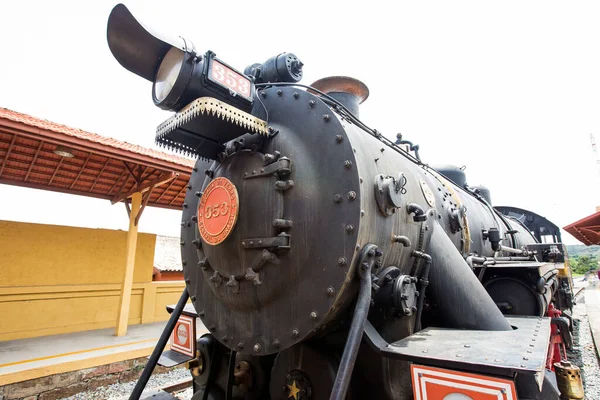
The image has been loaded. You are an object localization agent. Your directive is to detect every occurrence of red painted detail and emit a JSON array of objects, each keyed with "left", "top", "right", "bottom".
[
  {"left": 210, "top": 59, "right": 252, "bottom": 98},
  {"left": 170, "top": 314, "right": 196, "bottom": 357},
  {"left": 411, "top": 364, "right": 517, "bottom": 400},
  {"left": 546, "top": 303, "right": 567, "bottom": 371},
  {"left": 197, "top": 177, "right": 239, "bottom": 245}
]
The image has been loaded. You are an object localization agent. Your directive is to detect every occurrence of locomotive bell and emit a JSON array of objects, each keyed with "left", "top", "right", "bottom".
[{"left": 310, "top": 76, "right": 369, "bottom": 117}]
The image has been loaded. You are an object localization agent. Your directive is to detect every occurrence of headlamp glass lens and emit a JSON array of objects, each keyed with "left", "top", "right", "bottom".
[{"left": 154, "top": 47, "right": 184, "bottom": 102}]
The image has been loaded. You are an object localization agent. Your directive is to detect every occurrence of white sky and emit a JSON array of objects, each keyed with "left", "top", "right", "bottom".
[{"left": 1, "top": 0, "right": 599, "bottom": 244}]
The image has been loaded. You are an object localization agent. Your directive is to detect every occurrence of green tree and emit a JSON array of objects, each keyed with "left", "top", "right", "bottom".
[{"left": 571, "top": 255, "right": 599, "bottom": 274}]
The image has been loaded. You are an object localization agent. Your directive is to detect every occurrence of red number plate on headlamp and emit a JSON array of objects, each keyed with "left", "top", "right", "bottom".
[{"left": 210, "top": 59, "right": 252, "bottom": 98}]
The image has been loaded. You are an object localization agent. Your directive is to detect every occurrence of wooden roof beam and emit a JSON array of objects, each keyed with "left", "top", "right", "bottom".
[
  {"left": 23, "top": 141, "right": 43, "bottom": 182},
  {"left": 0, "top": 134, "right": 17, "bottom": 178},
  {"left": 111, "top": 171, "right": 177, "bottom": 205}
]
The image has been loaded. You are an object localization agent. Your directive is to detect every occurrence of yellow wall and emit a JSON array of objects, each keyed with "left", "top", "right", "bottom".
[
  {"left": 0, "top": 220, "right": 185, "bottom": 341},
  {"left": 0, "top": 220, "right": 155, "bottom": 286}
]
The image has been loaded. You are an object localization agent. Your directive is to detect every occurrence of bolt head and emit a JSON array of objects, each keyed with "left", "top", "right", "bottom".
[
  {"left": 310, "top": 311, "right": 318, "bottom": 320},
  {"left": 323, "top": 114, "right": 330, "bottom": 121},
  {"left": 337, "top": 257, "right": 347, "bottom": 266},
  {"left": 344, "top": 160, "right": 352, "bottom": 169},
  {"left": 293, "top": 92, "right": 299, "bottom": 99},
  {"left": 326, "top": 286, "right": 335, "bottom": 296},
  {"left": 273, "top": 339, "right": 280, "bottom": 348},
  {"left": 292, "top": 329, "right": 299, "bottom": 337},
  {"left": 333, "top": 193, "right": 342, "bottom": 203},
  {"left": 347, "top": 191, "right": 356, "bottom": 200},
  {"left": 346, "top": 224, "right": 354, "bottom": 233},
  {"left": 253, "top": 343, "right": 261, "bottom": 353},
  {"left": 335, "top": 135, "right": 343, "bottom": 143},
  {"left": 237, "top": 342, "right": 244, "bottom": 349},
  {"left": 309, "top": 100, "right": 315, "bottom": 108},
  {"left": 277, "top": 89, "right": 282, "bottom": 96}
]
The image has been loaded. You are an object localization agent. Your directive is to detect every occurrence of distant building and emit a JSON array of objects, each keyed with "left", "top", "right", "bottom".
[{"left": 153, "top": 235, "right": 184, "bottom": 281}]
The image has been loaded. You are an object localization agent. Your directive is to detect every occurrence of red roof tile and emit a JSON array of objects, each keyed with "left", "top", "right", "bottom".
[
  {"left": 0, "top": 107, "right": 195, "bottom": 169},
  {"left": 0, "top": 107, "right": 195, "bottom": 210},
  {"left": 564, "top": 211, "right": 600, "bottom": 246}
]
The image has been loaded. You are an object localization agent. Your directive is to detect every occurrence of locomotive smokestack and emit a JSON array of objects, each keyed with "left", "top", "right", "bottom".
[{"left": 310, "top": 76, "right": 369, "bottom": 117}]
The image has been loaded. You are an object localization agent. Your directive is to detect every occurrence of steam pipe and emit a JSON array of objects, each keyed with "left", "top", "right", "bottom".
[
  {"left": 411, "top": 250, "right": 432, "bottom": 332},
  {"left": 500, "top": 245, "right": 524, "bottom": 254},
  {"left": 393, "top": 235, "right": 412, "bottom": 247},
  {"left": 329, "top": 250, "right": 373, "bottom": 400},
  {"left": 406, "top": 203, "right": 427, "bottom": 222},
  {"left": 395, "top": 135, "right": 421, "bottom": 162},
  {"left": 467, "top": 255, "right": 533, "bottom": 266},
  {"left": 428, "top": 223, "right": 512, "bottom": 331}
]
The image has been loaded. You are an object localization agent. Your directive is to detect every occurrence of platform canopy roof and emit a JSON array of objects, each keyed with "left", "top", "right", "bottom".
[
  {"left": 564, "top": 211, "right": 600, "bottom": 246},
  {"left": 0, "top": 107, "right": 195, "bottom": 210}
]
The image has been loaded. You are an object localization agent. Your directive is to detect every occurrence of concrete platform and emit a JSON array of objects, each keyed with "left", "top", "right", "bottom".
[
  {"left": 0, "top": 321, "right": 207, "bottom": 386},
  {"left": 585, "top": 282, "right": 600, "bottom": 357}
]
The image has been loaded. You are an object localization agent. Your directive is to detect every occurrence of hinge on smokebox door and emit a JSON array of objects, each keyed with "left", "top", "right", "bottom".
[{"left": 241, "top": 153, "right": 293, "bottom": 251}]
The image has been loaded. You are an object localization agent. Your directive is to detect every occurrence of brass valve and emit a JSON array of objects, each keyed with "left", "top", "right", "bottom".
[
  {"left": 554, "top": 360, "right": 584, "bottom": 399},
  {"left": 186, "top": 351, "right": 204, "bottom": 377}
]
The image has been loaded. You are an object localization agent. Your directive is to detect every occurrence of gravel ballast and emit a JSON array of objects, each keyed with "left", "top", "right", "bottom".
[
  {"left": 64, "top": 367, "right": 191, "bottom": 400},
  {"left": 568, "top": 289, "right": 600, "bottom": 400}
]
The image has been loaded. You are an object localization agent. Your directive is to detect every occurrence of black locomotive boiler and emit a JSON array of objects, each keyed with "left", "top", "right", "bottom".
[{"left": 106, "top": 4, "right": 581, "bottom": 400}]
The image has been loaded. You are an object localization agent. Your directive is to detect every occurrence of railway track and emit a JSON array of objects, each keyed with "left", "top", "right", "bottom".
[{"left": 141, "top": 379, "right": 193, "bottom": 400}]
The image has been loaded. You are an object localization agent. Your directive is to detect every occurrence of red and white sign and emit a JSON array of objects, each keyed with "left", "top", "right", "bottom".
[
  {"left": 411, "top": 365, "right": 517, "bottom": 400},
  {"left": 210, "top": 59, "right": 252, "bottom": 98},
  {"left": 170, "top": 314, "right": 196, "bottom": 357}
]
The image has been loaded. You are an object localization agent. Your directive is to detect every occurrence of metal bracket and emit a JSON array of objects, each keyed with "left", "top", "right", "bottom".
[
  {"left": 244, "top": 157, "right": 291, "bottom": 179},
  {"left": 241, "top": 233, "right": 291, "bottom": 249}
]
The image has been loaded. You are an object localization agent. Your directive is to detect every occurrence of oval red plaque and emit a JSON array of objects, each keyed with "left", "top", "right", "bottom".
[{"left": 197, "top": 177, "right": 239, "bottom": 245}]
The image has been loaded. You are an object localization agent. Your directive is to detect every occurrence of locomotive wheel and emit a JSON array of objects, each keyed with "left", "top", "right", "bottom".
[
  {"left": 483, "top": 276, "right": 543, "bottom": 317},
  {"left": 269, "top": 344, "right": 350, "bottom": 400}
]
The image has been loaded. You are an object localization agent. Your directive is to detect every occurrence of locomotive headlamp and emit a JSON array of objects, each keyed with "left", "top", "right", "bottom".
[
  {"left": 107, "top": 3, "right": 254, "bottom": 113},
  {"left": 153, "top": 47, "right": 185, "bottom": 103}
]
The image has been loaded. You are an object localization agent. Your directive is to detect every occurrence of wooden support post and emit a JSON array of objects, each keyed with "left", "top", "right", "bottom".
[{"left": 115, "top": 191, "right": 142, "bottom": 336}]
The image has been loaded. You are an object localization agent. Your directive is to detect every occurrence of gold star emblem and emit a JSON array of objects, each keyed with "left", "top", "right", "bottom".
[{"left": 287, "top": 380, "right": 301, "bottom": 400}]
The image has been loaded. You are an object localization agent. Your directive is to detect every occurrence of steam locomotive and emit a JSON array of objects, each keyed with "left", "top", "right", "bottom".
[{"left": 106, "top": 4, "right": 581, "bottom": 400}]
